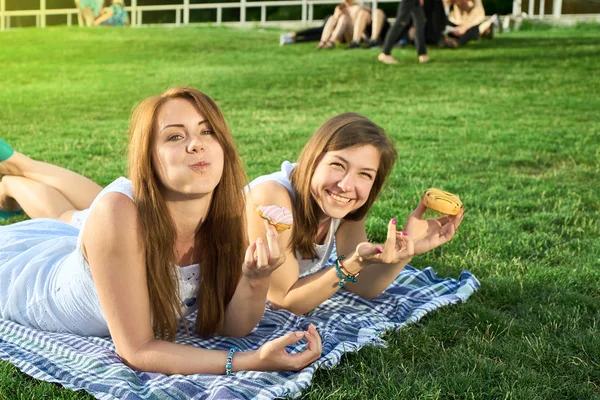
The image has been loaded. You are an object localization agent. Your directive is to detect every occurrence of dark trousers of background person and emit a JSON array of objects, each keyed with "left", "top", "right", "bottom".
[
  {"left": 448, "top": 21, "right": 480, "bottom": 46},
  {"left": 382, "top": 0, "right": 426, "bottom": 56},
  {"left": 423, "top": 0, "right": 448, "bottom": 45},
  {"left": 294, "top": 16, "right": 331, "bottom": 42}
]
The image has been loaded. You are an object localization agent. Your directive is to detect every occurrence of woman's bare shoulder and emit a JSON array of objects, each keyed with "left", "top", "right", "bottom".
[
  {"left": 247, "top": 180, "right": 294, "bottom": 208},
  {"left": 82, "top": 192, "right": 141, "bottom": 254}
]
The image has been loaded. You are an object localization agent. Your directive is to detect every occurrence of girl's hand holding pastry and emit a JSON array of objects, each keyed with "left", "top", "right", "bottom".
[
  {"left": 242, "top": 221, "right": 286, "bottom": 279},
  {"left": 403, "top": 200, "right": 464, "bottom": 255}
]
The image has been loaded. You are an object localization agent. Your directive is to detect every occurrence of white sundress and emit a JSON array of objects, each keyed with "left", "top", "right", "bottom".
[{"left": 0, "top": 177, "right": 200, "bottom": 336}]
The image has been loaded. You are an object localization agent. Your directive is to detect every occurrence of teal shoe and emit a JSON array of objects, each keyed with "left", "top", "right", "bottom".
[
  {"left": 0, "top": 208, "right": 24, "bottom": 220},
  {"left": 0, "top": 139, "right": 14, "bottom": 162}
]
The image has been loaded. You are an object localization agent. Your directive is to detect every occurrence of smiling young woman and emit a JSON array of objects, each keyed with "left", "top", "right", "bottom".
[{"left": 245, "top": 113, "right": 464, "bottom": 315}]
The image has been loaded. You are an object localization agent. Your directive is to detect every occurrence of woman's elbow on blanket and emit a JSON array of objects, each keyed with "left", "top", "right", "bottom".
[
  {"left": 219, "top": 325, "right": 254, "bottom": 338},
  {"left": 115, "top": 340, "right": 174, "bottom": 374},
  {"left": 269, "top": 299, "right": 312, "bottom": 316},
  {"left": 358, "top": 291, "right": 380, "bottom": 301}
]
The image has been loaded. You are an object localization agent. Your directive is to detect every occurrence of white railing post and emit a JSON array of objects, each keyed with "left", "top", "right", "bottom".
[
  {"left": 183, "top": 0, "right": 189, "bottom": 25},
  {"left": 40, "top": 0, "right": 46, "bottom": 28},
  {"left": 67, "top": 13, "right": 72, "bottom": 26},
  {"left": 301, "top": 0, "right": 307, "bottom": 24},
  {"left": 131, "top": 0, "right": 137, "bottom": 26},
  {"left": 552, "top": 0, "right": 562, "bottom": 19},
  {"left": 240, "top": 0, "right": 246, "bottom": 23},
  {"left": 538, "top": 0, "right": 545, "bottom": 19},
  {"left": 371, "top": 0, "right": 378, "bottom": 25},
  {"left": 0, "top": 0, "right": 5, "bottom": 31},
  {"left": 528, "top": 0, "right": 534, "bottom": 17},
  {"left": 512, "top": 0, "right": 521, "bottom": 16},
  {"left": 176, "top": 8, "right": 181, "bottom": 26},
  {"left": 217, "top": 7, "right": 222, "bottom": 24},
  {"left": 308, "top": 3, "right": 313, "bottom": 22},
  {"left": 261, "top": 5, "right": 266, "bottom": 24}
]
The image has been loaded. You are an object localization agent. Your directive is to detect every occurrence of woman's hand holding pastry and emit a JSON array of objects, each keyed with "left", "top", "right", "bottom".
[
  {"left": 242, "top": 221, "right": 286, "bottom": 279},
  {"left": 252, "top": 324, "right": 322, "bottom": 371},
  {"left": 403, "top": 201, "right": 464, "bottom": 255}
]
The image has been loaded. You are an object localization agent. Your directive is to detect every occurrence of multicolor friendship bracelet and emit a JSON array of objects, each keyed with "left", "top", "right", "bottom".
[
  {"left": 334, "top": 255, "right": 358, "bottom": 288},
  {"left": 225, "top": 346, "right": 238, "bottom": 375}
]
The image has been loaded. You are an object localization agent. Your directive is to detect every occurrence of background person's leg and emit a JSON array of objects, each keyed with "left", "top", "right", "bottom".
[
  {"left": 479, "top": 15, "right": 497, "bottom": 37},
  {"left": 331, "top": 14, "right": 352, "bottom": 44},
  {"left": 74, "top": 0, "right": 84, "bottom": 27},
  {"left": 381, "top": 0, "right": 415, "bottom": 56},
  {"left": 457, "top": 25, "right": 480, "bottom": 46},
  {"left": 318, "top": 10, "right": 342, "bottom": 48},
  {"left": 370, "top": 9, "right": 386, "bottom": 41},
  {"left": 411, "top": 3, "right": 428, "bottom": 57},
  {"left": 351, "top": 10, "right": 371, "bottom": 44},
  {"left": 82, "top": 7, "right": 95, "bottom": 26},
  {"left": 295, "top": 24, "right": 326, "bottom": 42}
]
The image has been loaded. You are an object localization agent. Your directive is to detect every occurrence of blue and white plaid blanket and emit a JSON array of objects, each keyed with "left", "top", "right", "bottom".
[{"left": 0, "top": 265, "right": 479, "bottom": 400}]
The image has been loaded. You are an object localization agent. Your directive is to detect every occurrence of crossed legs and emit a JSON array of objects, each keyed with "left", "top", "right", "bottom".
[{"left": 0, "top": 151, "right": 102, "bottom": 223}]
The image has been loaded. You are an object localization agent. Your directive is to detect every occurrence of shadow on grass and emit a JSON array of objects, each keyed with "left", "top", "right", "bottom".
[
  {"left": 465, "top": 36, "right": 600, "bottom": 49},
  {"left": 438, "top": 48, "right": 599, "bottom": 63}
]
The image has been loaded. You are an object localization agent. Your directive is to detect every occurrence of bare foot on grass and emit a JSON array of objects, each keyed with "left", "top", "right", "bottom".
[{"left": 378, "top": 53, "right": 399, "bottom": 64}]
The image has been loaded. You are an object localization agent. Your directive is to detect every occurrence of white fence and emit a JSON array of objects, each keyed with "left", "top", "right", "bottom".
[
  {"left": 510, "top": 0, "right": 600, "bottom": 26},
  {"left": 2, "top": 0, "right": 598, "bottom": 31},
  {"left": 512, "top": 0, "right": 563, "bottom": 19},
  {"left": 0, "top": 0, "right": 400, "bottom": 30}
]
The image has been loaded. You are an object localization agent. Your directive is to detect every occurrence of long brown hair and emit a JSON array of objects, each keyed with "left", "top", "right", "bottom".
[
  {"left": 128, "top": 87, "right": 247, "bottom": 340},
  {"left": 289, "top": 113, "right": 397, "bottom": 259}
]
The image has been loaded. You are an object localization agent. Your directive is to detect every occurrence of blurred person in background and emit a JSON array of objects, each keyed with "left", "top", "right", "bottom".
[
  {"left": 93, "top": 0, "right": 130, "bottom": 26},
  {"left": 442, "top": 0, "right": 499, "bottom": 48},
  {"left": 316, "top": 0, "right": 388, "bottom": 49},
  {"left": 75, "top": 0, "right": 103, "bottom": 27}
]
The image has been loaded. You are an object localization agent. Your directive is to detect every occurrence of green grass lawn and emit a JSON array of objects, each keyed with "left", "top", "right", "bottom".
[{"left": 0, "top": 22, "right": 599, "bottom": 399}]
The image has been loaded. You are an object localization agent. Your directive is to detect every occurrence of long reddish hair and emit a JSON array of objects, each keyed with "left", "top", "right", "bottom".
[{"left": 128, "top": 87, "right": 248, "bottom": 339}]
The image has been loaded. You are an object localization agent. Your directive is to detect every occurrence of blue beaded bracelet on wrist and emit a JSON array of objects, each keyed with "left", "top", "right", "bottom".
[
  {"left": 225, "top": 346, "right": 238, "bottom": 375},
  {"left": 334, "top": 255, "right": 357, "bottom": 288}
]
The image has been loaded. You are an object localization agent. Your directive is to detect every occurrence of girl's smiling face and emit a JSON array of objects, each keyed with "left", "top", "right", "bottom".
[{"left": 309, "top": 145, "right": 381, "bottom": 220}]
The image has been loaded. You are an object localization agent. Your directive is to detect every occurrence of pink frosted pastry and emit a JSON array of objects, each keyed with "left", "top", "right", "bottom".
[{"left": 255, "top": 205, "right": 293, "bottom": 233}]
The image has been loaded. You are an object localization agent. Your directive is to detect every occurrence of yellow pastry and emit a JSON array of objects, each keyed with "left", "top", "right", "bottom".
[{"left": 422, "top": 188, "right": 463, "bottom": 215}]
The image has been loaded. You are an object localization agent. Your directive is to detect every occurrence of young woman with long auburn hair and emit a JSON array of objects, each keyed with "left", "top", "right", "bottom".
[
  {"left": 0, "top": 87, "right": 322, "bottom": 374},
  {"left": 245, "top": 112, "right": 464, "bottom": 315}
]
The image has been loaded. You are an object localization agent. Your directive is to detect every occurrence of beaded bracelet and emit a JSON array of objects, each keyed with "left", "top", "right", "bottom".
[
  {"left": 340, "top": 258, "right": 359, "bottom": 279},
  {"left": 334, "top": 255, "right": 358, "bottom": 288},
  {"left": 225, "top": 346, "right": 238, "bottom": 375}
]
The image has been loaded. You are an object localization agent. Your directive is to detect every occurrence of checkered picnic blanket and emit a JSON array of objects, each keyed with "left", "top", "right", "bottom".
[{"left": 0, "top": 265, "right": 479, "bottom": 400}]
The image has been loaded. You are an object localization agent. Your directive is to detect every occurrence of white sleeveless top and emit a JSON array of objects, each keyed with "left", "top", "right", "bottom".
[
  {"left": 0, "top": 177, "right": 200, "bottom": 336},
  {"left": 246, "top": 162, "right": 341, "bottom": 278}
]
